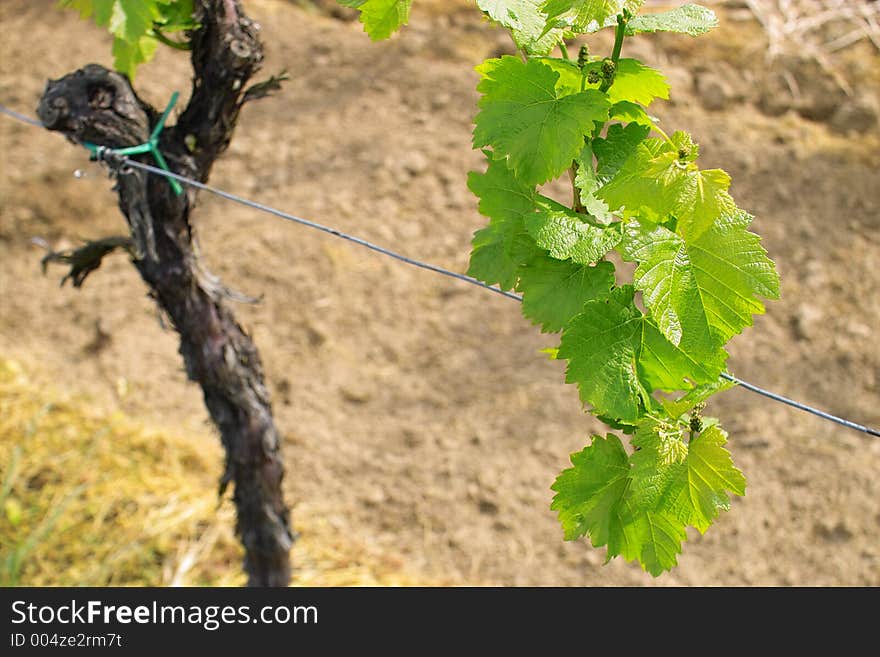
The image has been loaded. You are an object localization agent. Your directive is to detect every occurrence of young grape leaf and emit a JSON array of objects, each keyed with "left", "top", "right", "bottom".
[
  {"left": 467, "top": 156, "right": 543, "bottom": 290},
  {"left": 674, "top": 169, "right": 736, "bottom": 238},
  {"left": 663, "top": 424, "right": 746, "bottom": 532},
  {"left": 620, "top": 213, "right": 780, "bottom": 353},
  {"left": 551, "top": 433, "right": 686, "bottom": 575},
  {"left": 154, "top": 0, "right": 197, "bottom": 32},
  {"left": 573, "top": 143, "right": 614, "bottom": 222},
  {"left": 339, "top": 0, "right": 412, "bottom": 40},
  {"left": 638, "top": 317, "right": 727, "bottom": 392},
  {"left": 596, "top": 137, "right": 672, "bottom": 220},
  {"left": 550, "top": 434, "right": 634, "bottom": 552},
  {"left": 626, "top": 420, "right": 688, "bottom": 515},
  {"left": 112, "top": 35, "right": 159, "bottom": 79},
  {"left": 58, "top": 0, "right": 101, "bottom": 21},
  {"left": 537, "top": 58, "right": 586, "bottom": 95},
  {"left": 518, "top": 258, "right": 615, "bottom": 332},
  {"left": 671, "top": 130, "right": 699, "bottom": 160},
  {"left": 658, "top": 377, "right": 736, "bottom": 420},
  {"left": 541, "top": 0, "right": 644, "bottom": 33},
  {"left": 558, "top": 286, "right": 722, "bottom": 422},
  {"left": 60, "top": 0, "right": 193, "bottom": 78},
  {"left": 474, "top": 56, "right": 610, "bottom": 186},
  {"left": 626, "top": 3, "right": 718, "bottom": 37},
  {"left": 582, "top": 58, "right": 669, "bottom": 106},
  {"left": 608, "top": 100, "right": 657, "bottom": 128},
  {"left": 526, "top": 196, "right": 622, "bottom": 263},
  {"left": 59, "top": 0, "right": 124, "bottom": 26},
  {"left": 630, "top": 421, "right": 745, "bottom": 533},
  {"left": 623, "top": 508, "right": 687, "bottom": 575},
  {"left": 598, "top": 135, "right": 736, "bottom": 233},
  {"left": 476, "top": 1, "right": 565, "bottom": 55},
  {"left": 592, "top": 122, "right": 650, "bottom": 184},
  {"left": 111, "top": 0, "right": 157, "bottom": 42},
  {"left": 558, "top": 286, "right": 648, "bottom": 420}
]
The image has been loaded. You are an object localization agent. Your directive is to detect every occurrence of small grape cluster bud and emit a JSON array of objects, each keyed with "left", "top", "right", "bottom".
[
  {"left": 601, "top": 58, "right": 616, "bottom": 78},
  {"left": 586, "top": 69, "right": 600, "bottom": 85},
  {"left": 658, "top": 421, "right": 676, "bottom": 435},
  {"left": 598, "top": 58, "right": 616, "bottom": 88},
  {"left": 689, "top": 402, "right": 706, "bottom": 434},
  {"left": 577, "top": 44, "right": 590, "bottom": 69}
]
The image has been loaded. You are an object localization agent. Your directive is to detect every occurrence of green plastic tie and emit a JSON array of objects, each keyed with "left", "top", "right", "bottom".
[{"left": 84, "top": 92, "right": 183, "bottom": 196}]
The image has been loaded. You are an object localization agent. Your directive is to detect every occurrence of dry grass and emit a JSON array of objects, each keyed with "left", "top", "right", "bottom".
[
  {"left": 0, "top": 357, "right": 437, "bottom": 587},
  {"left": 741, "top": 0, "right": 879, "bottom": 56}
]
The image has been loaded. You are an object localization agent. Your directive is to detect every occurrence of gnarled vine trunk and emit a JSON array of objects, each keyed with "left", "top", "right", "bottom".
[{"left": 35, "top": 0, "right": 293, "bottom": 586}]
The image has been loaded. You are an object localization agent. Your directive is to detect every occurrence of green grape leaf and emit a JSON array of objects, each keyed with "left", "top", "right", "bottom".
[
  {"left": 474, "top": 56, "right": 610, "bottom": 186},
  {"left": 675, "top": 168, "right": 736, "bottom": 238},
  {"left": 74, "top": 0, "right": 115, "bottom": 24},
  {"left": 626, "top": 3, "right": 718, "bottom": 37},
  {"left": 665, "top": 424, "right": 746, "bottom": 532},
  {"left": 112, "top": 34, "right": 159, "bottom": 79},
  {"left": 558, "top": 286, "right": 723, "bottom": 421},
  {"left": 624, "top": 509, "right": 687, "bottom": 575},
  {"left": 620, "top": 213, "right": 780, "bottom": 352},
  {"left": 627, "top": 420, "right": 688, "bottom": 513},
  {"left": 154, "top": 0, "right": 197, "bottom": 32},
  {"left": 658, "top": 377, "right": 736, "bottom": 419},
  {"left": 59, "top": 0, "right": 194, "bottom": 79},
  {"left": 597, "top": 139, "right": 674, "bottom": 220},
  {"left": 631, "top": 421, "right": 745, "bottom": 534},
  {"left": 595, "top": 137, "right": 672, "bottom": 222},
  {"left": 476, "top": 1, "right": 565, "bottom": 55},
  {"left": 526, "top": 197, "right": 622, "bottom": 263},
  {"left": 609, "top": 100, "right": 658, "bottom": 128},
  {"left": 550, "top": 434, "right": 634, "bottom": 554},
  {"left": 611, "top": 60, "right": 670, "bottom": 106},
  {"left": 638, "top": 316, "right": 727, "bottom": 392},
  {"left": 593, "top": 122, "right": 650, "bottom": 184},
  {"left": 58, "top": 0, "right": 104, "bottom": 21},
  {"left": 541, "top": 0, "right": 644, "bottom": 33},
  {"left": 551, "top": 433, "right": 687, "bottom": 575},
  {"left": 518, "top": 258, "right": 615, "bottom": 332},
  {"left": 598, "top": 134, "right": 736, "bottom": 234},
  {"left": 582, "top": 58, "right": 669, "bottom": 106},
  {"left": 670, "top": 130, "right": 699, "bottom": 161},
  {"left": 594, "top": 413, "right": 638, "bottom": 434},
  {"left": 339, "top": 0, "right": 412, "bottom": 40},
  {"left": 59, "top": 0, "right": 160, "bottom": 42},
  {"left": 537, "top": 58, "right": 587, "bottom": 95},
  {"left": 558, "top": 286, "right": 648, "bottom": 420},
  {"left": 574, "top": 143, "right": 614, "bottom": 222},
  {"left": 110, "top": 0, "right": 157, "bottom": 43},
  {"left": 467, "top": 156, "right": 543, "bottom": 290}
]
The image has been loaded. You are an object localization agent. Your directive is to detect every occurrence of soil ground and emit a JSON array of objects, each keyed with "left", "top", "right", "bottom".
[{"left": 1, "top": 0, "right": 878, "bottom": 586}]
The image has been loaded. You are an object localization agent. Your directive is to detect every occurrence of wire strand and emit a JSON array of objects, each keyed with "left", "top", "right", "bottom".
[
  {"left": 1, "top": 104, "right": 877, "bottom": 438},
  {"left": 0, "top": 105, "right": 44, "bottom": 128},
  {"left": 720, "top": 373, "right": 879, "bottom": 437},
  {"left": 122, "top": 159, "right": 524, "bottom": 302}
]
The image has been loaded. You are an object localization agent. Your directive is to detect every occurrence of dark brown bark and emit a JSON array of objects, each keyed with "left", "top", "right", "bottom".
[{"left": 36, "top": 1, "right": 293, "bottom": 586}]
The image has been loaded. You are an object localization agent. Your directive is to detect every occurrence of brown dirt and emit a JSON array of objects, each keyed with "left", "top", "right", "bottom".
[{"left": 1, "top": 0, "right": 878, "bottom": 586}]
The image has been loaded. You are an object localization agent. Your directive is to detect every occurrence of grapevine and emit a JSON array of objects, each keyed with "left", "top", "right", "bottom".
[
  {"left": 342, "top": 0, "right": 779, "bottom": 576},
  {"left": 52, "top": 0, "right": 294, "bottom": 585},
  {"left": 55, "top": 0, "right": 781, "bottom": 578}
]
